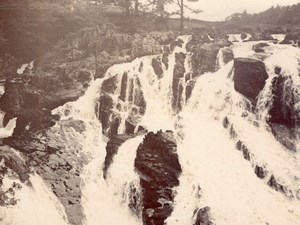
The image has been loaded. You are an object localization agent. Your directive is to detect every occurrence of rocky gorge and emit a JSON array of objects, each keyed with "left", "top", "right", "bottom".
[{"left": 0, "top": 4, "right": 300, "bottom": 224}]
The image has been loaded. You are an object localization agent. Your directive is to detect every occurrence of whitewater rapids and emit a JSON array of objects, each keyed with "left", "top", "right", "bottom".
[{"left": 1, "top": 34, "right": 300, "bottom": 225}]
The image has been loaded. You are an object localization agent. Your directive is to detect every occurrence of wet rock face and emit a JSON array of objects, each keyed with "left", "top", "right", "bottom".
[
  {"left": 269, "top": 123, "right": 298, "bottom": 151},
  {"left": 221, "top": 47, "right": 234, "bottom": 64},
  {"left": 268, "top": 74, "right": 300, "bottom": 129},
  {"left": 152, "top": 57, "right": 164, "bottom": 79},
  {"left": 190, "top": 43, "right": 221, "bottom": 77},
  {"left": 98, "top": 73, "right": 146, "bottom": 137},
  {"left": 103, "top": 134, "right": 134, "bottom": 179},
  {"left": 233, "top": 58, "right": 268, "bottom": 103},
  {"left": 0, "top": 146, "right": 30, "bottom": 184},
  {"left": 135, "top": 131, "right": 182, "bottom": 225},
  {"left": 172, "top": 52, "right": 186, "bottom": 112},
  {"left": 4, "top": 119, "right": 88, "bottom": 225}
]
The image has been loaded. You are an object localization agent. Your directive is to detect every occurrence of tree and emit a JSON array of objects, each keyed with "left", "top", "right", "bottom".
[{"left": 173, "top": 0, "right": 203, "bottom": 30}]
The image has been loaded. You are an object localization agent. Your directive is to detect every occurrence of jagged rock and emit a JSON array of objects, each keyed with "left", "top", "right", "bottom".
[
  {"left": 172, "top": 52, "right": 186, "bottom": 112},
  {"left": 170, "top": 38, "right": 184, "bottom": 51},
  {"left": 131, "top": 35, "right": 161, "bottom": 57},
  {"left": 0, "top": 146, "right": 30, "bottom": 183},
  {"left": 135, "top": 131, "right": 182, "bottom": 225},
  {"left": 4, "top": 120, "right": 88, "bottom": 225},
  {"left": 267, "top": 175, "right": 286, "bottom": 195},
  {"left": 194, "top": 207, "right": 214, "bottom": 225},
  {"left": 221, "top": 47, "right": 234, "bottom": 64},
  {"left": 0, "top": 72, "right": 89, "bottom": 136},
  {"left": 252, "top": 43, "right": 269, "bottom": 53},
  {"left": 98, "top": 73, "right": 146, "bottom": 137},
  {"left": 280, "top": 31, "right": 300, "bottom": 47},
  {"left": 152, "top": 57, "right": 164, "bottom": 78},
  {"left": 149, "top": 31, "right": 176, "bottom": 45},
  {"left": 103, "top": 134, "right": 134, "bottom": 178},
  {"left": 190, "top": 43, "right": 221, "bottom": 77},
  {"left": 254, "top": 165, "right": 268, "bottom": 179},
  {"left": 249, "top": 31, "right": 274, "bottom": 41},
  {"left": 269, "top": 123, "right": 298, "bottom": 151},
  {"left": 233, "top": 58, "right": 268, "bottom": 103},
  {"left": 268, "top": 74, "right": 300, "bottom": 128}
]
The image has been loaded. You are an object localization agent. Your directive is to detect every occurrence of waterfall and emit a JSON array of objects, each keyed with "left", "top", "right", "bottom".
[
  {"left": 0, "top": 174, "right": 69, "bottom": 225},
  {"left": 2, "top": 32, "right": 300, "bottom": 225}
]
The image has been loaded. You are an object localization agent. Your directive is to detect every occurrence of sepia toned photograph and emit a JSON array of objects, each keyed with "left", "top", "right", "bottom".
[{"left": 0, "top": 0, "right": 299, "bottom": 224}]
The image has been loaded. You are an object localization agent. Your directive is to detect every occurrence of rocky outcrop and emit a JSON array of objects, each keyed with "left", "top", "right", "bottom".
[
  {"left": 0, "top": 146, "right": 30, "bottom": 184},
  {"left": 221, "top": 47, "right": 234, "bottom": 64},
  {"left": 0, "top": 72, "right": 90, "bottom": 135},
  {"left": 149, "top": 31, "right": 176, "bottom": 45},
  {"left": 249, "top": 31, "right": 274, "bottom": 41},
  {"left": 233, "top": 58, "right": 268, "bottom": 103},
  {"left": 131, "top": 35, "right": 161, "bottom": 58},
  {"left": 135, "top": 131, "right": 182, "bottom": 225},
  {"left": 172, "top": 52, "right": 186, "bottom": 112},
  {"left": 268, "top": 74, "right": 299, "bottom": 128},
  {"left": 152, "top": 57, "right": 164, "bottom": 79},
  {"left": 3, "top": 119, "right": 88, "bottom": 225},
  {"left": 103, "top": 134, "right": 135, "bottom": 178},
  {"left": 252, "top": 43, "right": 269, "bottom": 53},
  {"left": 98, "top": 73, "right": 146, "bottom": 137},
  {"left": 280, "top": 31, "right": 300, "bottom": 47}
]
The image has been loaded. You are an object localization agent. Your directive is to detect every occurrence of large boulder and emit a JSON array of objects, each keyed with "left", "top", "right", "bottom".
[
  {"left": 252, "top": 43, "right": 269, "bottom": 53},
  {"left": 135, "top": 131, "right": 182, "bottom": 225},
  {"left": 221, "top": 47, "right": 234, "bottom": 64},
  {"left": 233, "top": 58, "right": 268, "bottom": 102},
  {"left": 280, "top": 31, "right": 300, "bottom": 47},
  {"left": 190, "top": 43, "right": 220, "bottom": 76}
]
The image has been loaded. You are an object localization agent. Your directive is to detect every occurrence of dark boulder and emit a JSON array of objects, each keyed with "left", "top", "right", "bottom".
[
  {"left": 190, "top": 43, "right": 221, "bottom": 77},
  {"left": 103, "top": 134, "right": 134, "bottom": 179},
  {"left": 135, "top": 131, "right": 182, "bottom": 225},
  {"left": 233, "top": 58, "right": 268, "bottom": 103},
  {"left": 221, "top": 47, "right": 234, "bottom": 65},
  {"left": 268, "top": 74, "right": 299, "bottom": 128},
  {"left": 249, "top": 31, "right": 274, "bottom": 41},
  {"left": 252, "top": 43, "right": 269, "bottom": 53},
  {"left": 280, "top": 31, "right": 300, "bottom": 47},
  {"left": 172, "top": 52, "right": 186, "bottom": 112},
  {"left": 152, "top": 57, "right": 164, "bottom": 79}
]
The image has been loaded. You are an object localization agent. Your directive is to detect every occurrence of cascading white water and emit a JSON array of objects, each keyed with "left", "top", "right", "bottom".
[
  {"left": 0, "top": 114, "right": 16, "bottom": 138},
  {"left": 0, "top": 174, "right": 70, "bottom": 225},
  {"left": 166, "top": 39, "right": 300, "bottom": 225},
  {"left": 2, "top": 32, "right": 300, "bottom": 225}
]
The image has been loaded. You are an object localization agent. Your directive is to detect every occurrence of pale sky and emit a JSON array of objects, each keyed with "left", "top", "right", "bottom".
[{"left": 166, "top": 0, "right": 300, "bottom": 21}]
